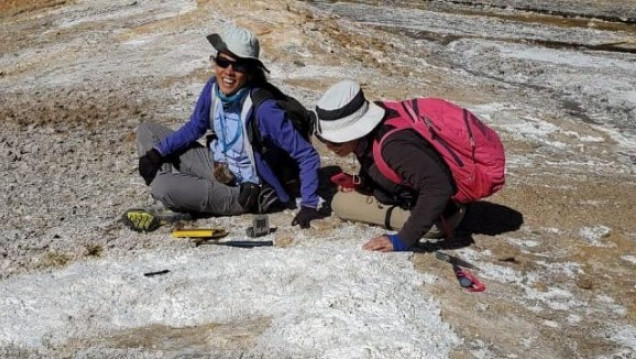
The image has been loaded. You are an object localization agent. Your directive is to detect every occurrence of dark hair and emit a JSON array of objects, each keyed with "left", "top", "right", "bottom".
[{"left": 248, "top": 63, "right": 268, "bottom": 87}]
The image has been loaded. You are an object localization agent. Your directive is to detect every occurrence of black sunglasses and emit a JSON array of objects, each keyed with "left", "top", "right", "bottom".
[{"left": 214, "top": 55, "right": 251, "bottom": 73}]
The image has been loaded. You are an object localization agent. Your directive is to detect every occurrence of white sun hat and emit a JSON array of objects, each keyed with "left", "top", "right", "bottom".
[
  {"left": 315, "top": 80, "right": 386, "bottom": 143},
  {"left": 206, "top": 25, "right": 268, "bottom": 71}
]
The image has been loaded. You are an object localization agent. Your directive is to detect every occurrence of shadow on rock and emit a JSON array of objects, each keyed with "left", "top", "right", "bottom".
[
  {"left": 458, "top": 201, "right": 524, "bottom": 236},
  {"left": 414, "top": 201, "right": 523, "bottom": 253}
]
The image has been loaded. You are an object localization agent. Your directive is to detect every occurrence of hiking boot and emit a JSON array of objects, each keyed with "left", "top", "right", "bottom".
[
  {"left": 122, "top": 207, "right": 192, "bottom": 232},
  {"left": 257, "top": 185, "right": 281, "bottom": 213},
  {"left": 239, "top": 183, "right": 284, "bottom": 214},
  {"left": 238, "top": 183, "right": 260, "bottom": 212},
  {"left": 426, "top": 204, "right": 467, "bottom": 239}
]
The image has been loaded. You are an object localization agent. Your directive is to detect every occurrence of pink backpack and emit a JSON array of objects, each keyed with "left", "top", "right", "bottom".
[{"left": 372, "top": 98, "right": 506, "bottom": 203}]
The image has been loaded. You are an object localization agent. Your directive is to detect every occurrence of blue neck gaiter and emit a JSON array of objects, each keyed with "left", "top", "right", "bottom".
[{"left": 215, "top": 86, "right": 249, "bottom": 111}]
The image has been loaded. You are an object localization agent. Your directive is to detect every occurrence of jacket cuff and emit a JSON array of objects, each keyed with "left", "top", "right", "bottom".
[
  {"left": 387, "top": 234, "right": 408, "bottom": 251},
  {"left": 300, "top": 197, "right": 320, "bottom": 209}
]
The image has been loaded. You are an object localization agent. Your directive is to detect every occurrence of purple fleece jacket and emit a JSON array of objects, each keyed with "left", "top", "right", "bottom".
[{"left": 155, "top": 77, "right": 320, "bottom": 207}]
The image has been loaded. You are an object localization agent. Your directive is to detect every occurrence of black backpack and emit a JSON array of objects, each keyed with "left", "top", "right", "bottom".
[{"left": 247, "top": 82, "right": 315, "bottom": 149}]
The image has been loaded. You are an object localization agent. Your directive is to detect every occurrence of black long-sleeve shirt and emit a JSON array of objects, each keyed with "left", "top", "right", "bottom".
[{"left": 356, "top": 129, "right": 455, "bottom": 248}]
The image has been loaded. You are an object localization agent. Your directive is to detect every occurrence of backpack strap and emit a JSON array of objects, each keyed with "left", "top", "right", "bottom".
[
  {"left": 237, "top": 95, "right": 257, "bottom": 175},
  {"left": 247, "top": 87, "right": 273, "bottom": 151},
  {"left": 371, "top": 100, "right": 417, "bottom": 185},
  {"left": 209, "top": 83, "right": 219, "bottom": 135},
  {"left": 372, "top": 129, "right": 404, "bottom": 185}
]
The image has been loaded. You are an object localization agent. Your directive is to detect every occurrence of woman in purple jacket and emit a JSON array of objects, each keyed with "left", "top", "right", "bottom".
[{"left": 126, "top": 25, "right": 323, "bottom": 231}]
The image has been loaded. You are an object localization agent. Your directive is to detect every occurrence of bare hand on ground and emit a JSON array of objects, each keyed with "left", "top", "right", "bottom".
[{"left": 362, "top": 235, "right": 394, "bottom": 252}]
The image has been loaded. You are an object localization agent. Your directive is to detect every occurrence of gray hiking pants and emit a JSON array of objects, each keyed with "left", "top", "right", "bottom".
[
  {"left": 331, "top": 191, "right": 466, "bottom": 239},
  {"left": 136, "top": 122, "right": 244, "bottom": 215}
]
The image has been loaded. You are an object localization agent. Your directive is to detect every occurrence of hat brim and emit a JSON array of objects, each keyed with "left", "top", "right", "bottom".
[
  {"left": 317, "top": 101, "right": 386, "bottom": 143},
  {"left": 206, "top": 33, "right": 269, "bottom": 73}
]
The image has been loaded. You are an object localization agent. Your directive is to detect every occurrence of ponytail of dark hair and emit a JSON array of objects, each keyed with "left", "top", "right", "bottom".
[{"left": 249, "top": 65, "right": 268, "bottom": 88}]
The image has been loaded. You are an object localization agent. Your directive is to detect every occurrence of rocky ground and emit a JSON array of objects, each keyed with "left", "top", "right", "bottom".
[{"left": 1, "top": 0, "right": 636, "bottom": 358}]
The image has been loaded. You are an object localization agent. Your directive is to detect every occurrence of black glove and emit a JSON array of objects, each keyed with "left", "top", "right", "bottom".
[
  {"left": 238, "top": 182, "right": 260, "bottom": 212},
  {"left": 292, "top": 206, "right": 326, "bottom": 229},
  {"left": 139, "top": 148, "right": 164, "bottom": 185}
]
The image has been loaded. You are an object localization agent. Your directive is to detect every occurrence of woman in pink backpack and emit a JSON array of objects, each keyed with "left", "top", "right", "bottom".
[{"left": 315, "top": 80, "right": 505, "bottom": 252}]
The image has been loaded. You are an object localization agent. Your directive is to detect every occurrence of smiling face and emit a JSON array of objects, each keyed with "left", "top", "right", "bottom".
[{"left": 214, "top": 52, "right": 251, "bottom": 95}]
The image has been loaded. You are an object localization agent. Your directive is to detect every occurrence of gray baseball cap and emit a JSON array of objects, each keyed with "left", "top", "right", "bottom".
[{"left": 207, "top": 25, "right": 268, "bottom": 72}]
